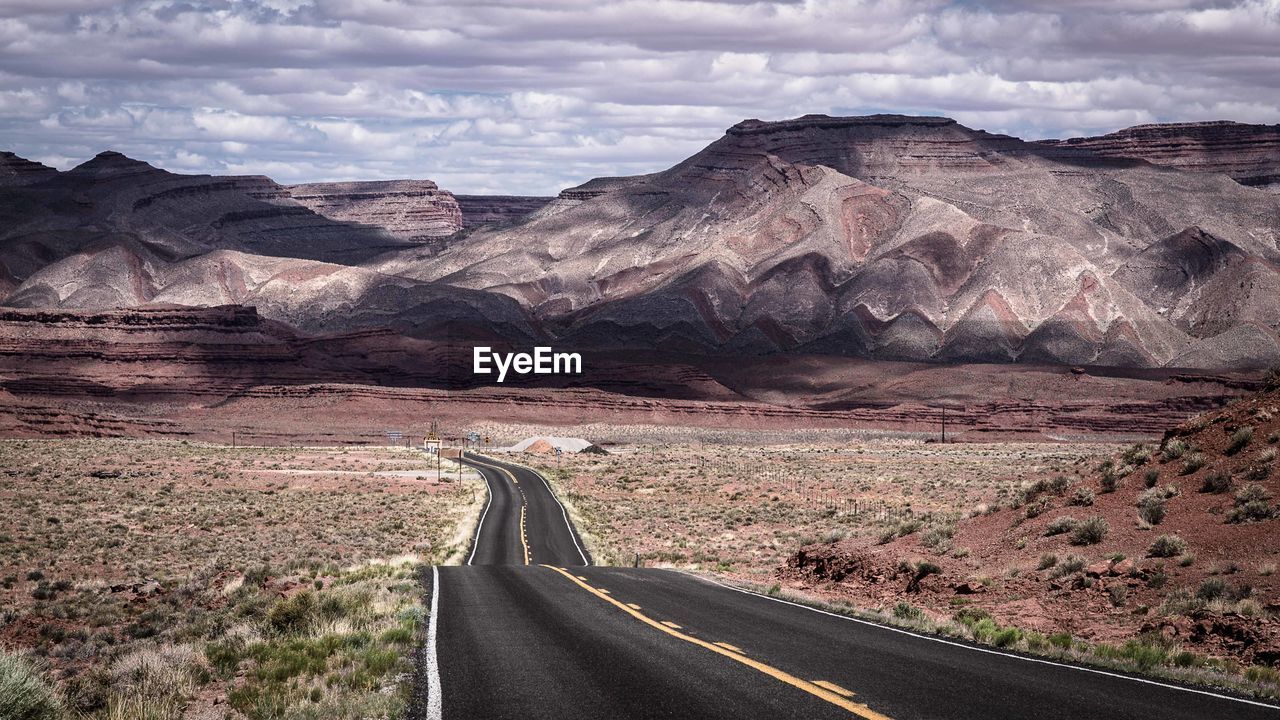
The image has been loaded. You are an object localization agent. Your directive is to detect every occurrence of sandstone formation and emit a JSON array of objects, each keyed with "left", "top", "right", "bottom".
[
  {"left": 1039, "top": 121, "right": 1280, "bottom": 191},
  {"left": 284, "top": 180, "right": 464, "bottom": 241},
  {"left": 0, "top": 306, "right": 1257, "bottom": 440},
  {"left": 374, "top": 114, "right": 1280, "bottom": 369}
]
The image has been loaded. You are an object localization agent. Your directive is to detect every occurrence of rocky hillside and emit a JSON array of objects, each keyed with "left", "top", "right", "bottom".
[
  {"left": 375, "top": 114, "right": 1280, "bottom": 369},
  {"left": 284, "top": 180, "right": 464, "bottom": 241},
  {"left": 0, "top": 150, "right": 412, "bottom": 295},
  {"left": 786, "top": 375, "right": 1280, "bottom": 666},
  {"left": 1041, "top": 121, "right": 1280, "bottom": 191}
]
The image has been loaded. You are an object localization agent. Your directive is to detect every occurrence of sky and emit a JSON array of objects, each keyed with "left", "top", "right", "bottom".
[{"left": 1, "top": 0, "right": 1278, "bottom": 195}]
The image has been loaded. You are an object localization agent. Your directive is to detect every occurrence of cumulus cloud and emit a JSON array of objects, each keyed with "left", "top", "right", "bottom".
[{"left": 0, "top": 0, "right": 1276, "bottom": 194}]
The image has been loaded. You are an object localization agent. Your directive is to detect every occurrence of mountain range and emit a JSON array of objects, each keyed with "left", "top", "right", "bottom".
[{"left": 2, "top": 114, "right": 1278, "bottom": 372}]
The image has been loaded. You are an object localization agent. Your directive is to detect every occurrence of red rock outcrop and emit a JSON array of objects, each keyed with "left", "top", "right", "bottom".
[{"left": 1039, "top": 121, "right": 1280, "bottom": 190}]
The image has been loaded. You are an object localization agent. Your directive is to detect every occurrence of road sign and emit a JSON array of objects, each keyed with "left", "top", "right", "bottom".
[{"left": 386, "top": 431, "right": 403, "bottom": 446}]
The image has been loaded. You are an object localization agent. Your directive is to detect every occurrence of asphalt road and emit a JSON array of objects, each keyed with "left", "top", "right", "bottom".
[
  {"left": 459, "top": 452, "right": 591, "bottom": 567},
  {"left": 415, "top": 453, "right": 1278, "bottom": 720}
]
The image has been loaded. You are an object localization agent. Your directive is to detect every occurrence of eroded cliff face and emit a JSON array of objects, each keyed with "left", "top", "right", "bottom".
[
  {"left": 454, "top": 195, "right": 554, "bottom": 229},
  {"left": 1040, "top": 121, "right": 1280, "bottom": 190},
  {"left": 284, "top": 180, "right": 464, "bottom": 241}
]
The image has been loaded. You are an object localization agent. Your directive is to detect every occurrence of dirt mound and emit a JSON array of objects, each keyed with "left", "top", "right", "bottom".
[
  {"left": 522, "top": 439, "right": 556, "bottom": 455},
  {"left": 783, "top": 382, "right": 1280, "bottom": 666}
]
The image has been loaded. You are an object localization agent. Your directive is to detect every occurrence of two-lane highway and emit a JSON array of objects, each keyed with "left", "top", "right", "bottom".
[
  {"left": 460, "top": 452, "right": 591, "bottom": 567},
  {"left": 415, "top": 452, "right": 1278, "bottom": 720}
]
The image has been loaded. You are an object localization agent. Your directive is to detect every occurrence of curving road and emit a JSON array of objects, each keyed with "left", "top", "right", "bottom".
[
  {"left": 413, "top": 452, "right": 1278, "bottom": 720},
  {"left": 461, "top": 452, "right": 591, "bottom": 567}
]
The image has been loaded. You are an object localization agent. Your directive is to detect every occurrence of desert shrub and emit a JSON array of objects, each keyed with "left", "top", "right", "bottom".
[
  {"left": 892, "top": 601, "right": 924, "bottom": 621},
  {"left": 992, "top": 627, "right": 1023, "bottom": 648},
  {"left": 1181, "top": 453, "right": 1206, "bottom": 475},
  {"left": 1148, "top": 534, "right": 1187, "bottom": 558},
  {"left": 1270, "top": 431, "right": 1280, "bottom": 445},
  {"left": 1037, "top": 553, "right": 1058, "bottom": 571},
  {"left": 877, "top": 518, "right": 923, "bottom": 544},
  {"left": 1023, "top": 497, "right": 1051, "bottom": 519},
  {"left": 1069, "top": 487, "right": 1094, "bottom": 506},
  {"left": 1099, "top": 461, "right": 1130, "bottom": 493},
  {"left": 108, "top": 644, "right": 205, "bottom": 720},
  {"left": 1161, "top": 439, "right": 1188, "bottom": 462},
  {"left": 920, "top": 525, "right": 954, "bottom": 553},
  {"left": 1200, "top": 470, "right": 1232, "bottom": 494},
  {"left": 1134, "top": 489, "right": 1167, "bottom": 525},
  {"left": 1070, "top": 516, "right": 1108, "bottom": 546},
  {"left": 1014, "top": 476, "right": 1070, "bottom": 508},
  {"left": 1122, "top": 444, "right": 1151, "bottom": 467},
  {"left": 0, "top": 650, "right": 63, "bottom": 720},
  {"left": 1197, "top": 578, "right": 1227, "bottom": 601},
  {"left": 1259, "top": 447, "right": 1277, "bottom": 464},
  {"left": 1108, "top": 584, "right": 1128, "bottom": 607},
  {"left": 1247, "top": 665, "right": 1280, "bottom": 686},
  {"left": 1043, "top": 516, "right": 1077, "bottom": 536},
  {"left": 1235, "top": 482, "right": 1270, "bottom": 505},
  {"left": 1048, "top": 554, "right": 1086, "bottom": 579},
  {"left": 1143, "top": 469, "right": 1160, "bottom": 488},
  {"left": 1227, "top": 500, "right": 1274, "bottom": 524},
  {"left": 953, "top": 607, "right": 992, "bottom": 626},
  {"left": 1226, "top": 426, "right": 1254, "bottom": 456},
  {"left": 266, "top": 591, "right": 317, "bottom": 636},
  {"left": 1116, "top": 638, "right": 1170, "bottom": 671}
]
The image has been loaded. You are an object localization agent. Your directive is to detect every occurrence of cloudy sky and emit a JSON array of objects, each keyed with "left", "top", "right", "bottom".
[{"left": 1, "top": 0, "right": 1278, "bottom": 194}]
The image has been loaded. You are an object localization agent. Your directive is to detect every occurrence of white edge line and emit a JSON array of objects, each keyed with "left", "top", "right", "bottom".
[
  {"left": 687, "top": 572, "right": 1279, "bottom": 710},
  {"left": 465, "top": 454, "right": 493, "bottom": 566},
  {"left": 426, "top": 565, "right": 442, "bottom": 720}
]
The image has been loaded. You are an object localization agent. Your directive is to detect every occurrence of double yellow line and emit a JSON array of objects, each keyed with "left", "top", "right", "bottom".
[
  {"left": 465, "top": 455, "right": 531, "bottom": 566},
  {"left": 543, "top": 565, "right": 891, "bottom": 720}
]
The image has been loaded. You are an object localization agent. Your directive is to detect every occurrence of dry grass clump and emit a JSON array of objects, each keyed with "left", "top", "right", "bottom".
[{"left": 0, "top": 649, "right": 62, "bottom": 720}]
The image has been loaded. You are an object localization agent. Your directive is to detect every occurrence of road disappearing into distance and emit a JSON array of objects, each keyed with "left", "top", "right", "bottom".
[{"left": 413, "top": 452, "right": 1278, "bottom": 720}]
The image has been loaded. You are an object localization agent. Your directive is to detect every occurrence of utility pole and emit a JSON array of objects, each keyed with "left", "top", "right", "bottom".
[
  {"left": 232, "top": 431, "right": 236, "bottom": 448},
  {"left": 941, "top": 406, "right": 947, "bottom": 444}
]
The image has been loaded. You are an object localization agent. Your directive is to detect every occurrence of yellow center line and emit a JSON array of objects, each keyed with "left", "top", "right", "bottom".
[
  {"left": 714, "top": 641, "right": 743, "bottom": 653},
  {"left": 626, "top": 603, "right": 642, "bottom": 610},
  {"left": 661, "top": 620, "right": 683, "bottom": 629},
  {"left": 814, "top": 680, "right": 856, "bottom": 698},
  {"left": 463, "top": 455, "right": 532, "bottom": 565},
  {"left": 519, "top": 504, "right": 530, "bottom": 565},
  {"left": 541, "top": 565, "right": 891, "bottom": 720}
]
